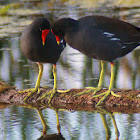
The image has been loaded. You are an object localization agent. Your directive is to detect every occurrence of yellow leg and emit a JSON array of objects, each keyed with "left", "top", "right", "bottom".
[
  {"left": 47, "top": 65, "right": 57, "bottom": 103},
  {"left": 110, "top": 113, "right": 120, "bottom": 139},
  {"left": 97, "top": 106, "right": 119, "bottom": 140},
  {"left": 100, "top": 114, "right": 111, "bottom": 140},
  {"left": 51, "top": 64, "right": 70, "bottom": 93},
  {"left": 35, "top": 63, "right": 43, "bottom": 93},
  {"left": 37, "top": 109, "right": 47, "bottom": 135},
  {"left": 55, "top": 109, "right": 61, "bottom": 134},
  {"left": 39, "top": 64, "right": 70, "bottom": 103},
  {"left": 21, "top": 63, "right": 43, "bottom": 102},
  {"left": 75, "top": 61, "right": 105, "bottom": 96},
  {"left": 95, "top": 63, "right": 121, "bottom": 106}
]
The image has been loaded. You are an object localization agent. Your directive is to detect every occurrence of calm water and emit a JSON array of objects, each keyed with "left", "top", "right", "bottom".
[{"left": 0, "top": 0, "right": 140, "bottom": 140}]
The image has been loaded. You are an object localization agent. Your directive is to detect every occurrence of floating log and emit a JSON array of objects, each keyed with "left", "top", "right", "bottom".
[{"left": 0, "top": 82, "right": 139, "bottom": 113}]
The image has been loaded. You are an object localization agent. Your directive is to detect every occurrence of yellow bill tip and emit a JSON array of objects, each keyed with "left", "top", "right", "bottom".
[
  {"left": 57, "top": 41, "right": 60, "bottom": 45},
  {"left": 42, "top": 42, "right": 45, "bottom": 46}
]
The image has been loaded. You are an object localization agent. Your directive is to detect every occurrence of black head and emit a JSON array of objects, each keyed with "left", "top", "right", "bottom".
[
  {"left": 31, "top": 17, "right": 50, "bottom": 32},
  {"left": 29, "top": 17, "right": 51, "bottom": 45},
  {"left": 52, "top": 18, "right": 78, "bottom": 38}
]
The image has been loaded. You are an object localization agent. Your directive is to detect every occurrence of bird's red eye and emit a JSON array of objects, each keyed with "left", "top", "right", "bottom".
[{"left": 41, "top": 29, "right": 50, "bottom": 45}]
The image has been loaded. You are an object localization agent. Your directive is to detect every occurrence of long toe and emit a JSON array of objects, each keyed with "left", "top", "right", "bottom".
[
  {"left": 92, "top": 86, "right": 102, "bottom": 95},
  {"left": 75, "top": 86, "right": 102, "bottom": 96},
  {"left": 111, "top": 91, "right": 121, "bottom": 97},
  {"left": 38, "top": 89, "right": 71, "bottom": 103},
  {"left": 38, "top": 89, "right": 53, "bottom": 101},
  {"left": 39, "top": 89, "right": 70, "bottom": 101},
  {"left": 23, "top": 88, "right": 39, "bottom": 102},
  {"left": 75, "top": 89, "right": 94, "bottom": 96},
  {"left": 57, "top": 89, "right": 70, "bottom": 93},
  {"left": 48, "top": 89, "right": 57, "bottom": 104},
  {"left": 18, "top": 88, "right": 35, "bottom": 94},
  {"left": 95, "top": 90, "right": 111, "bottom": 106},
  {"left": 93, "top": 91, "right": 107, "bottom": 98},
  {"left": 95, "top": 90, "right": 121, "bottom": 106}
]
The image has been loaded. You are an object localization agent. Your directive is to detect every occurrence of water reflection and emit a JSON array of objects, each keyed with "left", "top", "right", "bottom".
[
  {"left": 97, "top": 107, "right": 119, "bottom": 140},
  {"left": 0, "top": 103, "right": 140, "bottom": 139},
  {"left": 36, "top": 106, "right": 120, "bottom": 140},
  {"left": 0, "top": 103, "right": 135, "bottom": 140}
]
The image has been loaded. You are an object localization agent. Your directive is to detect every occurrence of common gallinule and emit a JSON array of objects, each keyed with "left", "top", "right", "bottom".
[
  {"left": 52, "top": 15, "right": 140, "bottom": 106},
  {"left": 20, "top": 17, "right": 68, "bottom": 102}
]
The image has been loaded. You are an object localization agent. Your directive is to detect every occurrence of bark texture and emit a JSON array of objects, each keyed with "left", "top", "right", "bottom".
[{"left": 0, "top": 82, "right": 139, "bottom": 113}]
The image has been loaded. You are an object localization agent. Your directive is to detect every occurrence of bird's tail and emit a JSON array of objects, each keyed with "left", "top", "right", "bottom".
[{"left": 135, "top": 27, "right": 140, "bottom": 32}]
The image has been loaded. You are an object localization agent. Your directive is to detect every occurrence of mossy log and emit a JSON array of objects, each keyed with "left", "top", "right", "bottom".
[{"left": 0, "top": 82, "right": 140, "bottom": 113}]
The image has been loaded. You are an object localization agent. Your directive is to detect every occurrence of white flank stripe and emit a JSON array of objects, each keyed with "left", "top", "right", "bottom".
[
  {"left": 103, "top": 32, "right": 114, "bottom": 37},
  {"left": 122, "top": 46, "right": 126, "bottom": 49},
  {"left": 110, "top": 38, "right": 120, "bottom": 41}
]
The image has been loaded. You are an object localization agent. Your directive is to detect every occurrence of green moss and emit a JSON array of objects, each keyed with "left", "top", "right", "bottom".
[{"left": 0, "top": 3, "right": 23, "bottom": 16}]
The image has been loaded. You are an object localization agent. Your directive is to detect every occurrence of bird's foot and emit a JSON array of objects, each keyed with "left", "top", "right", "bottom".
[
  {"left": 94, "top": 90, "right": 121, "bottom": 106},
  {"left": 39, "top": 89, "right": 70, "bottom": 103},
  {"left": 75, "top": 86, "right": 102, "bottom": 96},
  {"left": 48, "top": 89, "right": 57, "bottom": 104},
  {"left": 39, "top": 89, "right": 56, "bottom": 104},
  {"left": 48, "top": 89, "right": 70, "bottom": 104},
  {"left": 19, "top": 88, "right": 40, "bottom": 103},
  {"left": 19, "top": 88, "right": 40, "bottom": 94}
]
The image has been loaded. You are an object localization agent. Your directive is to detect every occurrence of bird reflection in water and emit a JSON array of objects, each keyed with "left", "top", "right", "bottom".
[
  {"left": 0, "top": 102, "right": 120, "bottom": 140},
  {"left": 96, "top": 107, "right": 120, "bottom": 140},
  {"left": 36, "top": 108, "right": 65, "bottom": 140},
  {"left": 36, "top": 106, "right": 119, "bottom": 140}
]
